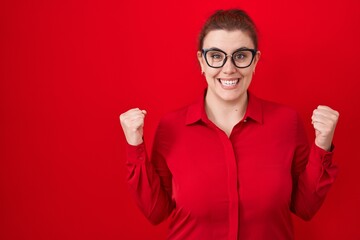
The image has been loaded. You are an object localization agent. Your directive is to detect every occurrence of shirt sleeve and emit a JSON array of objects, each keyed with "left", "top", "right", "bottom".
[
  {"left": 290, "top": 113, "right": 339, "bottom": 221},
  {"left": 125, "top": 121, "right": 174, "bottom": 225}
]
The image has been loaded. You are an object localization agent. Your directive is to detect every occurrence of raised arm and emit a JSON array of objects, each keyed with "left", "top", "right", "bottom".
[
  {"left": 120, "top": 109, "right": 174, "bottom": 225},
  {"left": 291, "top": 106, "right": 339, "bottom": 220}
]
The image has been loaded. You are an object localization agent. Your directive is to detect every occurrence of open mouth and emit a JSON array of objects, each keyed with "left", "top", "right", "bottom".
[{"left": 217, "top": 78, "right": 240, "bottom": 88}]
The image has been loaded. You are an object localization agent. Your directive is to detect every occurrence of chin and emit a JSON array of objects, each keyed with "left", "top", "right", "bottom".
[{"left": 218, "top": 91, "right": 245, "bottom": 102}]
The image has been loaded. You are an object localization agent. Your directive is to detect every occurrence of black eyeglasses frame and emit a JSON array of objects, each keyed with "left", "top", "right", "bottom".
[{"left": 201, "top": 48, "right": 258, "bottom": 69}]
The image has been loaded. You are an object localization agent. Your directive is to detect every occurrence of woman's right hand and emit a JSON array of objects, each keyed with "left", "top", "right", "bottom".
[{"left": 119, "top": 108, "right": 147, "bottom": 146}]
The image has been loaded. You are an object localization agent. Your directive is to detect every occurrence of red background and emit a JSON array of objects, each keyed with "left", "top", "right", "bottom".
[{"left": 1, "top": 0, "right": 359, "bottom": 239}]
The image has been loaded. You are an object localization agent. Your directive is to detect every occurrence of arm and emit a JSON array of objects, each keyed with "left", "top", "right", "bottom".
[
  {"left": 290, "top": 106, "right": 339, "bottom": 220},
  {"left": 120, "top": 109, "right": 174, "bottom": 225}
]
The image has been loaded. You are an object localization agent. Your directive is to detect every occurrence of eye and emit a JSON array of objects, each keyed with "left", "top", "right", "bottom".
[
  {"left": 207, "top": 51, "right": 225, "bottom": 62},
  {"left": 233, "top": 51, "right": 251, "bottom": 62},
  {"left": 210, "top": 53, "right": 223, "bottom": 59},
  {"left": 234, "top": 52, "right": 246, "bottom": 60}
]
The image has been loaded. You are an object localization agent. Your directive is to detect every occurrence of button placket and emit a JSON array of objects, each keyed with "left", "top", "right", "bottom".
[{"left": 214, "top": 128, "right": 239, "bottom": 240}]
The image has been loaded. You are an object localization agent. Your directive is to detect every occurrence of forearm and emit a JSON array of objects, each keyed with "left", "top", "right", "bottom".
[
  {"left": 291, "top": 143, "right": 338, "bottom": 220},
  {"left": 126, "top": 142, "right": 174, "bottom": 225}
]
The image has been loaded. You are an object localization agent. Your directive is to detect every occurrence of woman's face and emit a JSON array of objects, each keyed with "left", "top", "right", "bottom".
[{"left": 197, "top": 29, "right": 260, "bottom": 103}]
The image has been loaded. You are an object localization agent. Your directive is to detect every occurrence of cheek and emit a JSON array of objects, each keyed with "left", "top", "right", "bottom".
[
  {"left": 204, "top": 75, "right": 217, "bottom": 85},
  {"left": 205, "top": 68, "right": 221, "bottom": 78},
  {"left": 240, "top": 67, "right": 254, "bottom": 78}
]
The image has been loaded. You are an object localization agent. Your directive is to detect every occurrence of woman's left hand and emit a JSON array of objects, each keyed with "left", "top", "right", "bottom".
[{"left": 311, "top": 105, "right": 340, "bottom": 151}]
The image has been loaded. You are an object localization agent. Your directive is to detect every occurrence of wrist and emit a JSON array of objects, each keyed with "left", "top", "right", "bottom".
[
  {"left": 126, "top": 136, "right": 144, "bottom": 146},
  {"left": 315, "top": 139, "right": 331, "bottom": 152}
]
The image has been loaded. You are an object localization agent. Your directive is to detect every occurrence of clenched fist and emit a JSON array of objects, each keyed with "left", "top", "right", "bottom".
[
  {"left": 120, "top": 108, "right": 147, "bottom": 146},
  {"left": 311, "top": 105, "right": 339, "bottom": 151}
]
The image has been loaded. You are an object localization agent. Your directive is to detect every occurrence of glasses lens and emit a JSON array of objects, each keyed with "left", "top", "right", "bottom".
[
  {"left": 233, "top": 50, "right": 254, "bottom": 68},
  {"left": 205, "top": 50, "right": 226, "bottom": 68}
]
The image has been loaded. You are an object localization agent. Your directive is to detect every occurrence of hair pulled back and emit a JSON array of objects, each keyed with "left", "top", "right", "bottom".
[{"left": 198, "top": 9, "right": 258, "bottom": 51}]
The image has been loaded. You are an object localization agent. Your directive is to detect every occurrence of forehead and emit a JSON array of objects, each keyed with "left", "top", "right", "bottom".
[{"left": 203, "top": 29, "right": 254, "bottom": 51}]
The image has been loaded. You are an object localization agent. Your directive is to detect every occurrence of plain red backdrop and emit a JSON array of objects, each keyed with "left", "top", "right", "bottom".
[{"left": 1, "top": 0, "right": 359, "bottom": 239}]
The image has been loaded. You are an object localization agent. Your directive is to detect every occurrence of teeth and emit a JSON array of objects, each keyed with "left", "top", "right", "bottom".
[{"left": 220, "top": 79, "right": 238, "bottom": 86}]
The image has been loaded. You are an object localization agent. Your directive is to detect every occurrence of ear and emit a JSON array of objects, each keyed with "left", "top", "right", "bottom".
[
  {"left": 252, "top": 50, "right": 261, "bottom": 70},
  {"left": 197, "top": 51, "right": 205, "bottom": 72}
]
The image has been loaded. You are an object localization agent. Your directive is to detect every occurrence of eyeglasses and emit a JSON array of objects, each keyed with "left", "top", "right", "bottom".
[{"left": 202, "top": 48, "right": 257, "bottom": 68}]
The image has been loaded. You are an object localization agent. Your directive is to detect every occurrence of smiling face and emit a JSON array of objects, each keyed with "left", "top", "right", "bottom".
[{"left": 197, "top": 29, "right": 260, "bottom": 104}]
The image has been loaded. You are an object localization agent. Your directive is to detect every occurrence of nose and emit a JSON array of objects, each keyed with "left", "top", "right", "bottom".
[{"left": 222, "top": 56, "right": 237, "bottom": 74}]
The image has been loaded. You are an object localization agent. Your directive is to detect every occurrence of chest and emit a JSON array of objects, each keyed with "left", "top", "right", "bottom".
[{"left": 165, "top": 122, "right": 295, "bottom": 210}]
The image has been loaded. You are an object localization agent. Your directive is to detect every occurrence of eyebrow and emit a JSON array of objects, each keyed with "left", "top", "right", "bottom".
[{"left": 204, "top": 47, "right": 255, "bottom": 53}]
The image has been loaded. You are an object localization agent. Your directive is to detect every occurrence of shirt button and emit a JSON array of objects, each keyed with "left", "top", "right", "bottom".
[{"left": 243, "top": 119, "right": 247, "bottom": 123}]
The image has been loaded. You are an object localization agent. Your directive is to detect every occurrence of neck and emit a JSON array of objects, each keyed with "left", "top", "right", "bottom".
[{"left": 205, "top": 90, "right": 248, "bottom": 135}]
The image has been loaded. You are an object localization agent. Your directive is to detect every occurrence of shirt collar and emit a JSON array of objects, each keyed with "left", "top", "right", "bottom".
[{"left": 185, "top": 89, "right": 263, "bottom": 125}]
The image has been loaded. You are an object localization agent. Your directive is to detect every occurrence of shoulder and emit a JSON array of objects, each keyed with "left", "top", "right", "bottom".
[
  {"left": 158, "top": 92, "right": 204, "bottom": 127},
  {"left": 253, "top": 94, "right": 300, "bottom": 122},
  {"left": 157, "top": 105, "right": 189, "bottom": 130},
  {"left": 160, "top": 106, "right": 188, "bottom": 122},
  {"left": 253, "top": 95, "right": 306, "bottom": 141},
  {"left": 153, "top": 105, "right": 191, "bottom": 143},
  {"left": 258, "top": 95, "right": 297, "bottom": 114}
]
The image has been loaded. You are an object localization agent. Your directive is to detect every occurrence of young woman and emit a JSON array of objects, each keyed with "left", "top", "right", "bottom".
[{"left": 120, "top": 9, "right": 339, "bottom": 240}]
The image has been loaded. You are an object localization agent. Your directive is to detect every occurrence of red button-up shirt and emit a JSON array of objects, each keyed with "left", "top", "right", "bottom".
[{"left": 125, "top": 91, "right": 338, "bottom": 240}]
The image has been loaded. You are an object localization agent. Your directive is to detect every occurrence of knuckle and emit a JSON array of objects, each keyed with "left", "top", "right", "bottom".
[
  {"left": 119, "top": 114, "right": 126, "bottom": 122},
  {"left": 330, "top": 115, "right": 337, "bottom": 121}
]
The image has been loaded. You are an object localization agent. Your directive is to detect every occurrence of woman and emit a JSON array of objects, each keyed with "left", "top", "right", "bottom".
[{"left": 119, "top": 9, "right": 339, "bottom": 240}]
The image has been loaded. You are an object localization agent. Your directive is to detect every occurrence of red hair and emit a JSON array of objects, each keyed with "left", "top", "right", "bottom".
[{"left": 198, "top": 9, "right": 259, "bottom": 51}]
